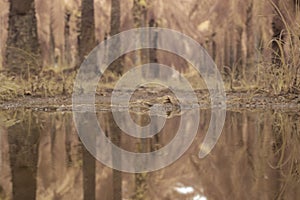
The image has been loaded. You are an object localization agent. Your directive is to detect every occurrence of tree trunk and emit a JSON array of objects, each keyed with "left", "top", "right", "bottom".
[
  {"left": 5, "top": 0, "right": 41, "bottom": 76},
  {"left": 77, "top": 0, "right": 98, "bottom": 187},
  {"left": 109, "top": 0, "right": 123, "bottom": 75},
  {"left": 229, "top": 28, "right": 235, "bottom": 69},
  {"left": 132, "top": 0, "right": 149, "bottom": 78},
  {"left": 78, "top": 0, "right": 96, "bottom": 65},
  {"left": 49, "top": 0, "right": 65, "bottom": 68},
  {"left": 224, "top": 30, "right": 229, "bottom": 67},
  {"left": 149, "top": 18, "right": 159, "bottom": 78},
  {"left": 110, "top": 0, "right": 120, "bottom": 37},
  {"left": 64, "top": 10, "right": 72, "bottom": 67},
  {"left": 271, "top": 0, "right": 285, "bottom": 67},
  {"left": 235, "top": 26, "right": 243, "bottom": 80},
  {"left": 246, "top": 0, "right": 254, "bottom": 67}
]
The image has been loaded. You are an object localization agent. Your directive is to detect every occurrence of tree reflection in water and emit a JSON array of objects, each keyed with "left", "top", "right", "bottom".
[{"left": 0, "top": 109, "right": 299, "bottom": 199}]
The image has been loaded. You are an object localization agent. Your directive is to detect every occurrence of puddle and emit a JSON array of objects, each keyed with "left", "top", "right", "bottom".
[{"left": 0, "top": 108, "right": 299, "bottom": 199}]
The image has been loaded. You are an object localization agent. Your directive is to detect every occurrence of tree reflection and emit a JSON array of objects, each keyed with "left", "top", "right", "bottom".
[{"left": 8, "top": 110, "right": 40, "bottom": 200}]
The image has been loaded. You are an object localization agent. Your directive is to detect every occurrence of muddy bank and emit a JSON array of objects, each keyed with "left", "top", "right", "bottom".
[{"left": 0, "top": 89, "right": 299, "bottom": 112}]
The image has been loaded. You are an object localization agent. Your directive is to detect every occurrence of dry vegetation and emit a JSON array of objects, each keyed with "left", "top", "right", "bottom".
[{"left": 0, "top": 0, "right": 299, "bottom": 104}]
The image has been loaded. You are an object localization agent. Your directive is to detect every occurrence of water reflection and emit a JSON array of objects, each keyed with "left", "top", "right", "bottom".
[{"left": 0, "top": 109, "right": 299, "bottom": 199}]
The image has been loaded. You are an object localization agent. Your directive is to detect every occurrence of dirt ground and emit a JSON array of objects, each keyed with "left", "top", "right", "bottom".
[{"left": 1, "top": 88, "right": 299, "bottom": 113}]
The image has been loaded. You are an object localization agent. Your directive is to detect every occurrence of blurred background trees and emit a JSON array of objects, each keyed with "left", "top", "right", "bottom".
[{"left": 0, "top": 0, "right": 299, "bottom": 88}]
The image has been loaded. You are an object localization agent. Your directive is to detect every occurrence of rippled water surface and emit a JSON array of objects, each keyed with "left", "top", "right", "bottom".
[{"left": 0, "top": 108, "right": 299, "bottom": 200}]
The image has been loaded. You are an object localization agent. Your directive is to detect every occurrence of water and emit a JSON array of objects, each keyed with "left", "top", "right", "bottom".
[{"left": 0, "top": 108, "right": 299, "bottom": 200}]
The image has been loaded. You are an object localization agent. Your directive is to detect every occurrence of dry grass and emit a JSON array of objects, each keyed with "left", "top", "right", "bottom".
[
  {"left": 233, "top": 1, "right": 300, "bottom": 95},
  {"left": 0, "top": 65, "right": 124, "bottom": 102},
  {"left": 0, "top": 67, "right": 76, "bottom": 102}
]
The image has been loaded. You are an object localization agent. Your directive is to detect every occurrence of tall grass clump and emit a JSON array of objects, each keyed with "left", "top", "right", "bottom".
[{"left": 262, "top": 1, "right": 300, "bottom": 95}]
